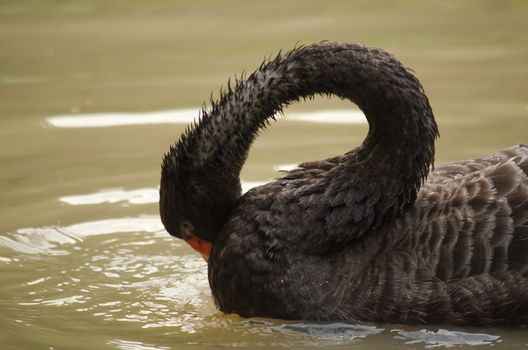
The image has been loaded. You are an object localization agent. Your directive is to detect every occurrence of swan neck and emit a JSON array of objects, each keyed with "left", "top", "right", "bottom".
[
  {"left": 162, "top": 42, "right": 438, "bottom": 239},
  {"left": 183, "top": 44, "right": 436, "bottom": 180}
]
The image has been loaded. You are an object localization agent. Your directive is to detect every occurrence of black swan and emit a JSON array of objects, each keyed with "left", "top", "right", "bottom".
[{"left": 159, "top": 42, "right": 528, "bottom": 326}]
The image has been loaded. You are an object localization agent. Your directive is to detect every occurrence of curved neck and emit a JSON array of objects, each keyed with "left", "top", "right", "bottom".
[
  {"left": 179, "top": 43, "right": 436, "bottom": 173},
  {"left": 164, "top": 42, "right": 438, "bottom": 237}
]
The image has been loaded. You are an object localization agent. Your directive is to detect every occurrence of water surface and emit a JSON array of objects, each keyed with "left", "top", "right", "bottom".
[{"left": 1, "top": 1, "right": 527, "bottom": 349}]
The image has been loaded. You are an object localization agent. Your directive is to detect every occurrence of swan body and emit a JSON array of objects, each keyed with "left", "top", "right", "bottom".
[{"left": 160, "top": 42, "right": 528, "bottom": 325}]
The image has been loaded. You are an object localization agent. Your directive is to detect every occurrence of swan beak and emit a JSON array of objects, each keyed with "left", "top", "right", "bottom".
[{"left": 184, "top": 233, "right": 212, "bottom": 262}]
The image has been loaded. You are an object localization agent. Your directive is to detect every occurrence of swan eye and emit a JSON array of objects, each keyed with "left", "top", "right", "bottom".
[{"left": 180, "top": 221, "right": 194, "bottom": 234}]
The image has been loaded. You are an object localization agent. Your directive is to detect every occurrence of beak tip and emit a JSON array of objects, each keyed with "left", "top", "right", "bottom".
[{"left": 184, "top": 233, "right": 212, "bottom": 262}]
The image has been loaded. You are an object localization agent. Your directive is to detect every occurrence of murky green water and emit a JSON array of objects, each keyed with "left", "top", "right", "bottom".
[{"left": 1, "top": 1, "right": 527, "bottom": 349}]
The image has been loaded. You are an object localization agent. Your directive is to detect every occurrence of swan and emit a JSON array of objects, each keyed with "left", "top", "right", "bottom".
[{"left": 159, "top": 42, "right": 528, "bottom": 326}]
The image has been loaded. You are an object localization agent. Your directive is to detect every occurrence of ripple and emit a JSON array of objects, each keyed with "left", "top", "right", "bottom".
[
  {"left": 255, "top": 321, "right": 385, "bottom": 347},
  {"left": 59, "top": 182, "right": 266, "bottom": 206},
  {"left": 60, "top": 188, "right": 158, "bottom": 205},
  {"left": 0, "top": 216, "right": 164, "bottom": 256},
  {"left": 41, "top": 295, "right": 87, "bottom": 306},
  {"left": 108, "top": 339, "right": 170, "bottom": 350},
  {"left": 14, "top": 232, "right": 212, "bottom": 329},
  {"left": 46, "top": 108, "right": 366, "bottom": 128},
  {"left": 7, "top": 221, "right": 509, "bottom": 349},
  {"left": 272, "top": 322, "right": 383, "bottom": 339},
  {"left": 395, "top": 328, "right": 501, "bottom": 347}
]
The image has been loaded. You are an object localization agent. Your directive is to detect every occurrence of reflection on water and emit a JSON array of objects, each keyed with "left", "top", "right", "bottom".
[
  {"left": 60, "top": 188, "right": 160, "bottom": 206},
  {"left": 0, "top": 216, "right": 163, "bottom": 257},
  {"left": 109, "top": 339, "right": 170, "bottom": 350},
  {"left": 46, "top": 109, "right": 366, "bottom": 128},
  {"left": 396, "top": 329, "right": 500, "bottom": 348},
  {"left": 263, "top": 322, "right": 384, "bottom": 347},
  {"left": 47, "top": 109, "right": 199, "bottom": 128},
  {"left": 58, "top": 182, "right": 267, "bottom": 207}
]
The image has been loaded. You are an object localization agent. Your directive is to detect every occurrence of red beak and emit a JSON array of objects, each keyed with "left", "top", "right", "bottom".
[{"left": 184, "top": 233, "right": 212, "bottom": 262}]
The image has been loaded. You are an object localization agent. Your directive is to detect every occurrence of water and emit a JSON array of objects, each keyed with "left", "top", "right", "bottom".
[{"left": 1, "top": 1, "right": 527, "bottom": 349}]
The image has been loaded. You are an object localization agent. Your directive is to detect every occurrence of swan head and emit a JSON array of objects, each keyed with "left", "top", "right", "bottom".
[{"left": 159, "top": 150, "right": 242, "bottom": 261}]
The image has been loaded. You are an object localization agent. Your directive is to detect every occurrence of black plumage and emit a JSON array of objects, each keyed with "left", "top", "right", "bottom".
[{"left": 159, "top": 42, "right": 528, "bottom": 326}]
